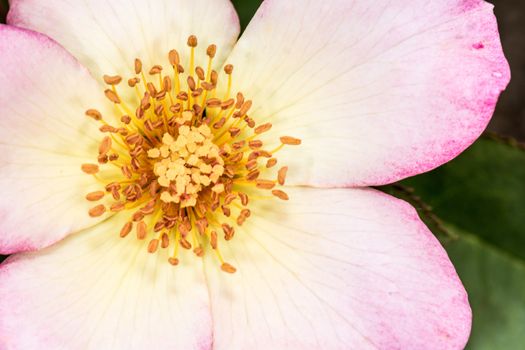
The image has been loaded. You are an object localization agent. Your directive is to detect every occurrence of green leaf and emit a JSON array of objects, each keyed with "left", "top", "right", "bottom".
[
  {"left": 231, "top": 0, "right": 262, "bottom": 32},
  {"left": 402, "top": 138, "right": 525, "bottom": 261},
  {"left": 0, "top": 0, "right": 8, "bottom": 24},
  {"left": 390, "top": 138, "right": 525, "bottom": 348},
  {"left": 446, "top": 225, "right": 525, "bottom": 350}
]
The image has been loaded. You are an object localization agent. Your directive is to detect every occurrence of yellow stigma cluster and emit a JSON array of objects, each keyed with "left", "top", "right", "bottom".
[
  {"left": 82, "top": 35, "right": 300, "bottom": 273},
  {"left": 150, "top": 126, "right": 224, "bottom": 208}
]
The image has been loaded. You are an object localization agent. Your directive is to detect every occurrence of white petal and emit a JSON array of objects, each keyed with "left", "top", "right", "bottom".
[
  {"left": 204, "top": 187, "right": 471, "bottom": 349},
  {"left": 9, "top": 0, "right": 240, "bottom": 80},
  {"left": 0, "top": 215, "right": 212, "bottom": 349},
  {"left": 223, "top": 0, "right": 509, "bottom": 186},
  {"left": 0, "top": 25, "right": 114, "bottom": 253}
]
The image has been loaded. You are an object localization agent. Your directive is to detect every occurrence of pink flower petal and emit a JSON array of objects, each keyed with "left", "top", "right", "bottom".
[
  {"left": 8, "top": 0, "right": 240, "bottom": 81},
  {"left": 0, "top": 216, "right": 212, "bottom": 349},
  {"left": 204, "top": 187, "right": 471, "bottom": 349},
  {"left": 0, "top": 25, "right": 115, "bottom": 254},
  {"left": 223, "top": 0, "right": 510, "bottom": 186}
]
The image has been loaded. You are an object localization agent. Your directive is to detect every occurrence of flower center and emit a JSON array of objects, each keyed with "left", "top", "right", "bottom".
[
  {"left": 82, "top": 35, "right": 300, "bottom": 273},
  {"left": 150, "top": 127, "right": 225, "bottom": 208}
]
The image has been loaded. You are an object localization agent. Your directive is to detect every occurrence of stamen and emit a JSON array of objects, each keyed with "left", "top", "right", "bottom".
[
  {"left": 280, "top": 136, "right": 302, "bottom": 145},
  {"left": 86, "top": 191, "right": 105, "bottom": 201},
  {"left": 277, "top": 166, "right": 288, "bottom": 185},
  {"left": 187, "top": 35, "right": 198, "bottom": 48},
  {"left": 161, "top": 233, "right": 170, "bottom": 248},
  {"left": 255, "top": 123, "right": 272, "bottom": 134},
  {"left": 85, "top": 109, "right": 102, "bottom": 121},
  {"left": 272, "top": 190, "right": 289, "bottom": 201},
  {"left": 168, "top": 257, "right": 180, "bottom": 266},
  {"left": 104, "top": 89, "right": 121, "bottom": 104},
  {"left": 99, "top": 136, "right": 112, "bottom": 155},
  {"left": 89, "top": 204, "right": 106, "bottom": 217},
  {"left": 266, "top": 158, "right": 278, "bottom": 168},
  {"left": 221, "top": 262, "right": 237, "bottom": 274},
  {"left": 224, "top": 64, "right": 234, "bottom": 75},
  {"left": 134, "top": 59, "right": 142, "bottom": 74},
  {"left": 147, "top": 239, "right": 159, "bottom": 253},
  {"left": 103, "top": 75, "right": 123, "bottom": 85},
  {"left": 83, "top": 35, "right": 301, "bottom": 273},
  {"left": 81, "top": 164, "right": 99, "bottom": 174},
  {"left": 256, "top": 180, "right": 276, "bottom": 190},
  {"left": 137, "top": 221, "right": 147, "bottom": 240},
  {"left": 120, "top": 222, "right": 133, "bottom": 238}
]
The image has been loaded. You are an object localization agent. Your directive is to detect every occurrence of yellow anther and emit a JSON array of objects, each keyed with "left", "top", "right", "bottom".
[
  {"left": 81, "top": 163, "right": 99, "bottom": 175},
  {"left": 103, "top": 75, "right": 122, "bottom": 85},
  {"left": 187, "top": 35, "right": 198, "bottom": 47},
  {"left": 134, "top": 58, "right": 142, "bottom": 74},
  {"left": 88, "top": 204, "right": 106, "bottom": 217}
]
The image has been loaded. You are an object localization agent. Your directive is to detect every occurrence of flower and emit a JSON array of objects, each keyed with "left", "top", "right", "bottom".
[{"left": 0, "top": 0, "right": 509, "bottom": 349}]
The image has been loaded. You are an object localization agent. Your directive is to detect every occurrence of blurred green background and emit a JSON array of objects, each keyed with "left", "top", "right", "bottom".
[{"left": 1, "top": 0, "right": 523, "bottom": 348}]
